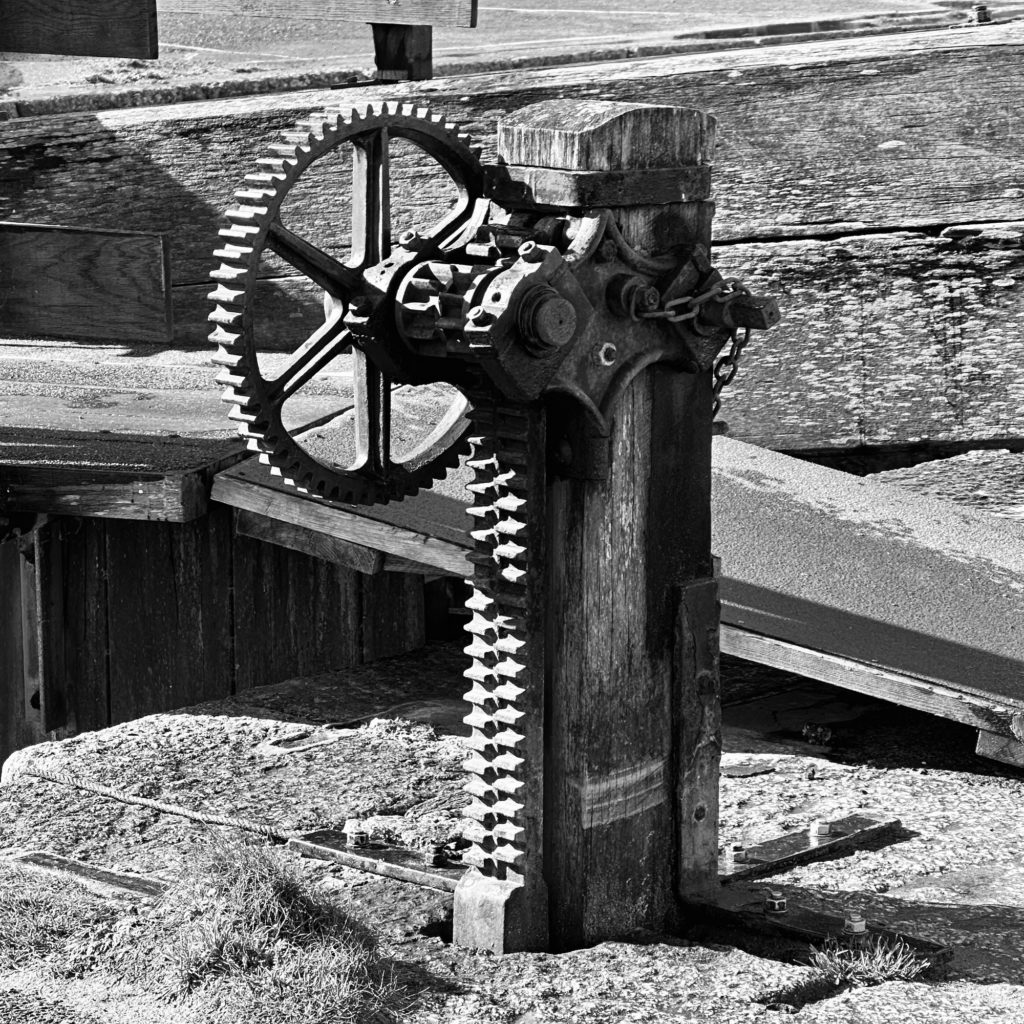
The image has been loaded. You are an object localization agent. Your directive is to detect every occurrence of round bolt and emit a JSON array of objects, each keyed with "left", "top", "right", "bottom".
[
  {"left": 518, "top": 285, "right": 576, "bottom": 352},
  {"left": 764, "top": 891, "right": 787, "bottom": 915},
  {"left": 597, "top": 342, "right": 618, "bottom": 367},
  {"left": 518, "top": 240, "right": 544, "bottom": 263},
  {"left": 635, "top": 285, "right": 661, "bottom": 314},
  {"left": 843, "top": 912, "right": 867, "bottom": 935},
  {"left": 467, "top": 306, "right": 494, "bottom": 327}
]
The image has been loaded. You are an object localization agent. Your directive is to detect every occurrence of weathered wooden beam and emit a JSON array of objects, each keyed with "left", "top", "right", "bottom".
[
  {"left": 0, "top": 224, "right": 171, "bottom": 344},
  {"left": 212, "top": 459, "right": 471, "bottom": 577},
  {"left": 714, "top": 224, "right": 1024, "bottom": 450},
  {"left": 3, "top": 24, "right": 1022, "bottom": 286},
  {"left": 712, "top": 437, "right": 1024, "bottom": 721},
  {"left": 0, "top": 0, "right": 158, "bottom": 57},
  {"left": 372, "top": 24, "right": 433, "bottom": 81},
  {"left": 158, "top": 0, "right": 477, "bottom": 29},
  {"left": 0, "top": 435, "right": 244, "bottom": 522}
]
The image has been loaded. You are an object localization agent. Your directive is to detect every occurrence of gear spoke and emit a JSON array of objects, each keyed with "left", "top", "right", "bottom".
[
  {"left": 212, "top": 105, "right": 482, "bottom": 505},
  {"left": 351, "top": 127, "right": 391, "bottom": 267},
  {"left": 266, "top": 309, "right": 351, "bottom": 404},
  {"left": 353, "top": 347, "right": 391, "bottom": 479},
  {"left": 268, "top": 222, "right": 362, "bottom": 295}
]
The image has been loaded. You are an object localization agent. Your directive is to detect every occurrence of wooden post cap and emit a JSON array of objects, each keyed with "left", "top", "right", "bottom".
[{"left": 497, "top": 100, "right": 716, "bottom": 172}]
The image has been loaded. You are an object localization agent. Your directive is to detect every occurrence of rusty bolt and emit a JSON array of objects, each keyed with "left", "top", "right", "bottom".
[
  {"left": 518, "top": 285, "right": 576, "bottom": 352},
  {"left": 350, "top": 830, "right": 369, "bottom": 848},
  {"left": 764, "top": 891, "right": 787, "bottom": 915},
  {"left": 843, "top": 912, "right": 867, "bottom": 935},
  {"left": 467, "top": 306, "right": 495, "bottom": 327},
  {"left": 518, "top": 240, "right": 545, "bottom": 263}
]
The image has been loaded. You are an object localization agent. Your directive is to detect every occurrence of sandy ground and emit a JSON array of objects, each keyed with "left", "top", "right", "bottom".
[{"left": 1, "top": 643, "right": 1023, "bottom": 1022}]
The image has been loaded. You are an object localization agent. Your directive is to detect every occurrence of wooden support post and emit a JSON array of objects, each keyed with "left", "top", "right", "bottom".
[
  {"left": 371, "top": 24, "right": 433, "bottom": 81},
  {"left": 453, "top": 102, "right": 721, "bottom": 953}
]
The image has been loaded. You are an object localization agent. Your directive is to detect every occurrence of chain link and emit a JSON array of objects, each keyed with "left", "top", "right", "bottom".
[
  {"left": 633, "top": 274, "right": 754, "bottom": 420},
  {"left": 711, "top": 326, "right": 752, "bottom": 420}
]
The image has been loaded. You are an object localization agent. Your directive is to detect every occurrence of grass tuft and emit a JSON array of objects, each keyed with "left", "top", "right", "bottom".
[
  {"left": 0, "top": 834, "right": 404, "bottom": 1023},
  {"left": 806, "top": 934, "right": 933, "bottom": 987}
]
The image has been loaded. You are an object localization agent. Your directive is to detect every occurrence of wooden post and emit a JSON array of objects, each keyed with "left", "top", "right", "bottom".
[
  {"left": 454, "top": 101, "right": 722, "bottom": 952},
  {"left": 371, "top": 24, "right": 433, "bottom": 82}
]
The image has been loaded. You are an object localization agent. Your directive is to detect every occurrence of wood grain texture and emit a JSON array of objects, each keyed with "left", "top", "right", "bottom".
[
  {"left": 0, "top": 437, "right": 243, "bottom": 522},
  {"left": 4, "top": 24, "right": 1024, "bottom": 304},
  {"left": 715, "top": 224, "right": 1024, "bottom": 450},
  {"left": 975, "top": 729, "right": 1024, "bottom": 768},
  {"left": 158, "top": 0, "right": 477, "bottom": 29},
  {"left": 360, "top": 570, "right": 425, "bottom": 661},
  {"left": 720, "top": 625, "right": 1024, "bottom": 739},
  {"left": 105, "top": 510, "right": 235, "bottom": 722},
  {"left": 0, "top": 223, "right": 171, "bottom": 343},
  {"left": 232, "top": 522, "right": 363, "bottom": 692},
  {"left": 212, "top": 460, "right": 472, "bottom": 576},
  {"left": 675, "top": 577, "right": 721, "bottom": 897},
  {"left": 234, "top": 507, "right": 384, "bottom": 574},
  {"left": 0, "top": 538, "right": 42, "bottom": 766},
  {"left": 59, "top": 518, "right": 109, "bottom": 736},
  {"left": 32, "top": 519, "right": 68, "bottom": 733},
  {"left": 0, "top": 0, "right": 158, "bottom": 57},
  {"left": 713, "top": 437, "right": 1024, "bottom": 707}
]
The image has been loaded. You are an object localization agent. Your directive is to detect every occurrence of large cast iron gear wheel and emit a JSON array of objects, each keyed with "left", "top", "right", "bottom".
[{"left": 210, "top": 103, "right": 486, "bottom": 505}]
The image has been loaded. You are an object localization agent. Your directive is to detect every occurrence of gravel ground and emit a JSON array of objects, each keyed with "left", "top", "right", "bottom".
[{"left": 1, "top": 644, "right": 1023, "bottom": 1021}]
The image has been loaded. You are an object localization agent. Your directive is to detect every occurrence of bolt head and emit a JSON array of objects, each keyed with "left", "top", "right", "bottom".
[
  {"left": 518, "top": 240, "right": 544, "bottom": 263},
  {"left": 597, "top": 342, "right": 618, "bottom": 367}
]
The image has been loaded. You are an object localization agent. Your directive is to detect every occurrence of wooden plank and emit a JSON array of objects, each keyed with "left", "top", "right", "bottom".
[
  {"left": 360, "top": 570, "right": 425, "bottom": 662},
  {"left": 0, "top": 224, "right": 171, "bottom": 343},
  {"left": 0, "top": 0, "right": 158, "bottom": 58},
  {"left": 975, "top": 729, "right": 1024, "bottom": 768},
  {"left": 212, "top": 461, "right": 472, "bottom": 577},
  {"left": 720, "top": 814, "right": 902, "bottom": 883},
  {"left": 59, "top": 518, "right": 110, "bottom": 735},
  {"left": 105, "top": 510, "right": 235, "bottom": 722},
  {"left": 720, "top": 625, "right": 1024, "bottom": 741},
  {"left": 235, "top": 507, "right": 384, "bottom": 575},
  {"left": 715, "top": 225, "right": 1024, "bottom": 451},
  {"left": 32, "top": 519, "right": 68, "bottom": 733},
  {"left": 0, "top": 453, "right": 241, "bottom": 522},
  {"left": 372, "top": 24, "right": 433, "bottom": 82},
  {"left": 0, "top": 537, "right": 42, "bottom": 765},
  {"left": 690, "top": 885, "right": 953, "bottom": 964},
  {"left": 158, "top": 0, "right": 477, "bottom": 29},
  {"left": 3, "top": 25, "right": 1024, "bottom": 299},
  {"left": 712, "top": 437, "right": 1024, "bottom": 710},
  {"left": 231, "top": 522, "right": 362, "bottom": 692}
]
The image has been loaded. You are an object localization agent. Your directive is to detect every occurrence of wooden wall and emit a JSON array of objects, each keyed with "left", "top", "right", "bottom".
[
  {"left": 0, "top": 508, "right": 427, "bottom": 766},
  {"left": 2, "top": 24, "right": 1021, "bottom": 452}
]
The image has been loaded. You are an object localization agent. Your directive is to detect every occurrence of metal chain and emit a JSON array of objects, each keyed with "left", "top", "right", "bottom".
[{"left": 711, "top": 326, "right": 752, "bottom": 420}]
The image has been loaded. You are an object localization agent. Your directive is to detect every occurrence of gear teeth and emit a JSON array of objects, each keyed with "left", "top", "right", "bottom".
[{"left": 210, "top": 104, "right": 483, "bottom": 508}]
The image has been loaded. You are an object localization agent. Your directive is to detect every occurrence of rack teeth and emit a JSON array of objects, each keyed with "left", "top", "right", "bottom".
[{"left": 458, "top": 392, "right": 538, "bottom": 885}]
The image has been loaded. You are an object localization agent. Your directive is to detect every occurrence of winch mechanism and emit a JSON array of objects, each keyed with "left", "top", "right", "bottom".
[{"left": 211, "top": 103, "right": 778, "bottom": 506}]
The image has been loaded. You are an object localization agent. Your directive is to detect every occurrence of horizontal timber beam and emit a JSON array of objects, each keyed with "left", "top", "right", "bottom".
[
  {"left": 157, "top": 0, "right": 477, "bottom": 29},
  {"left": 0, "top": 0, "right": 158, "bottom": 57}
]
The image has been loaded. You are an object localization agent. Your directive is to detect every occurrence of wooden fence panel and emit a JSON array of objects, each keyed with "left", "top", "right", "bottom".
[{"left": 0, "top": 0, "right": 158, "bottom": 57}]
